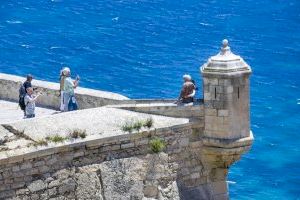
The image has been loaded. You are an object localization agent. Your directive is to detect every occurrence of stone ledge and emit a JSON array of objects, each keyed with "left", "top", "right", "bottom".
[
  {"left": 108, "top": 101, "right": 204, "bottom": 119},
  {"left": 202, "top": 131, "right": 254, "bottom": 149},
  {"left": 0, "top": 122, "right": 192, "bottom": 166}
]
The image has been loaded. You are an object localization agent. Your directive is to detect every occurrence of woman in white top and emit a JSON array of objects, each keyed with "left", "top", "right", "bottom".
[
  {"left": 59, "top": 68, "right": 67, "bottom": 111},
  {"left": 62, "top": 67, "right": 80, "bottom": 112}
]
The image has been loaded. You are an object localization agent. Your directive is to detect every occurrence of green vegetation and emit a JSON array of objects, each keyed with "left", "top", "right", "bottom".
[
  {"left": 30, "top": 129, "right": 88, "bottom": 147},
  {"left": 121, "top": 121, "right": 134, "bottom": 133},
  {"left": 45, "top": 135, "right": 67, "bottom": 143},
  {"left": 121, "top": 117, "right": 154, "bottom": 133},
  {"left": 133, "top": 121, "right": 143, "bottom": 132},
  {"left": 149, "top": 137, "right": 166, "bottom": 153},
  {"left": 144, "top": 118, "right": 153, "bottom": 129},
  {"left": 69, "top": 129, "right": 87, "bottom": 139},
  {"left": 34, "top": 139, "right": 48, "bottom": 147}
]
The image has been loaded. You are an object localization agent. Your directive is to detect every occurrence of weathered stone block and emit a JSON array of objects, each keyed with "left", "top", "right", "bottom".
[
  {"left": 0, "top": 190, "right": 15, "bottom": 199},
  {"left": 218, "top": 110, "right": 228, "bottom": 117},
  {"left": 206, "top": 109, "right": 217, "bottom": 116},
  {"left": 33, "top": 160, "right": 45, "bottom": 167},
  {"left": 48, "top": 180, "right": 61, "bottom": 189},
  {"left": 15, "top": 188, "right": 29, "bottom": 195},
  {"left": 11, "top": 182, "right": 25, "bottom": 189},
  {"left": 47, "top": 188, "right": 57, "bottom": 197},
  {"left": 135, "top": 138, "right": 149, "bottom": 146},
  {"left": 46, "top": 156, "right": 58, "bottom": 166},
  {"left": 38, "top": 165, "right": 50, "bottom": 173},
  {"left": 58, "top": 178, "right": 76, "bottom": 194},
  {"left": 143, "top": 185, "right": 158, "bottom": 198},
  {"left": 12, "top": 165, "right": 20, "bottom": 172},
  {"left": 226, "top": 86, "right": 233, "bottom": 93},
  {"left": 27, "top": 180, "right": 46, "bottom": 193},
  {"left": 30, "top": 194, "right": 40, "bottom": 200},
  {"left": 73, "top": 151, "right": 85, "bottom": 158},
  {"left": 20, "top": 162, "right": 32, "bottom": 170},
  {"left": 179, "top": 138, "right": 189, "bottom": 147},
  {"left": 214, "top": 193, "right": 228, "bottom": 200},
  {"left": 210, "top": 181, "right": 228, "bottom": 195},
  {"left": 121, "top": 142, "right": 135, "bottom": 149},
  {"left": 190, "top": 172, "right": 201, "bottom": 179},
  {"left": 204, "top": 92, "right": 211, "bottom": 100}
]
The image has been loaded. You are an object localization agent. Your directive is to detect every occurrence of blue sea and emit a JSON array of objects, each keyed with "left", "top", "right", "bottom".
[{"left": 0, "top": 0, "right": 299, "bottom": 199}]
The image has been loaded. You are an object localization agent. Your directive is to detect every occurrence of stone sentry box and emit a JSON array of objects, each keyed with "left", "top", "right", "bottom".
[{"left": 201, "top": 39, "right": 252, "bottom": 140}]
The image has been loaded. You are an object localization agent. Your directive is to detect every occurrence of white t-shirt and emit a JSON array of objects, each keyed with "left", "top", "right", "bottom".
[{"left": 24, "top": 94, "right": 35, "bottom": 115}]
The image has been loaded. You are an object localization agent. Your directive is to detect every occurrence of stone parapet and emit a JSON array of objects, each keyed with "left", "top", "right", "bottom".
[
  {"left": 0, "top": 73, "right": 130, "bottom": 109},
  {"left": 108, "top": 100, "right": 204, "bottom": 120}
]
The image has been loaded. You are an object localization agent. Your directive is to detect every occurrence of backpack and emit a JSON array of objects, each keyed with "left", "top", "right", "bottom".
[{"left": 18, "top": 84, "right": 26, "bottom": 110}]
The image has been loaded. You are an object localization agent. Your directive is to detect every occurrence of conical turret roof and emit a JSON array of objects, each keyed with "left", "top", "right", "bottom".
[{"left": 201, "top": 39, "right": 251, "bottom": 75}]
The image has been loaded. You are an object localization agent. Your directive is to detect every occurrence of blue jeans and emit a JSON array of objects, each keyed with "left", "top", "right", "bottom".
[
  {"left": 26, "top": 114, "right": 35, "bottom": 118},
  {"left": 63, "top": 93, "right": 78, "bottom": 111}
]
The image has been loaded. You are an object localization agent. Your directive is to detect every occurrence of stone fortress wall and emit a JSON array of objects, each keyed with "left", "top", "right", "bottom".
[{"left": 0, "top": 40, "right": 253, "bottom": 200}]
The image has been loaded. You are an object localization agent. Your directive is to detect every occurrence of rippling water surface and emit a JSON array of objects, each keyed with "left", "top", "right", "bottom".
[{"left": 0, "top": 0, "right": 300, "bottom": 199}]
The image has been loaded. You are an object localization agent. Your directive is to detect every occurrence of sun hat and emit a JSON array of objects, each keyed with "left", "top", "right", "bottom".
[
  {"left": 183, "top": 74, "right": 192, "bottom": 81},
  {"left": 62, "top": 67, "right": 71, "bottom": 75}
]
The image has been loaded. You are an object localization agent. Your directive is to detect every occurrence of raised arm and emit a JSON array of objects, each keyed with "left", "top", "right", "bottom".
[
  {"left": 27, "top": 93, "right": 41, "bottom": 103},
  {"left": 73, "top": 75, "right": 80, "bottom": 88}
]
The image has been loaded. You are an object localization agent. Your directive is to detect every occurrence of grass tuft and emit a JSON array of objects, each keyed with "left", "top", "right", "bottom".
[
  {"left": 34, "top": 139, "right": 48, "bottom": 147},
  {"left": 149, "top": 137, "right": 166, "bottom": 153},
  {"left": 69, "top": 129, "right": 87, "bottom": 139},
  {"left": 133, "top": 121, "right": 143, "bottom": 132},
  {"left": 122, "top": 117, "right": 154, "bottom": 133},
  {"left": 143, "top": 118, "right": 153, "bottom": 129},
  {"left": 121, "top": 122, "right": 134, "bottom": 133},
  {"left": 45, "top": 135, "right": 67, "bottom": 143}
]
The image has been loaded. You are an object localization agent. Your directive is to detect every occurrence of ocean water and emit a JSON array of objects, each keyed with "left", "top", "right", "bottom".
[{"left": 0, "top": 0, "right": 299, "bottom": 199}]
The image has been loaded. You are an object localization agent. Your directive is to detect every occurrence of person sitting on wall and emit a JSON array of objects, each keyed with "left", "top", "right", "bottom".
[
  {"left": 176, "top": 74, "right": 196, "bottom": 104},
  {"left": 63, "top": 67, "right": 80, "bottom": 112},
  {"left": 24, "top": 87, "right": 42, "bottom": 118},
  {"left": 19, "top": 74, "right": 34, "bottom": 117}
]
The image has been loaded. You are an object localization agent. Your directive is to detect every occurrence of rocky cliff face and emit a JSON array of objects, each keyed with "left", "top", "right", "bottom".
[{"left": 10, "top": 153, "right": 180, "bottom": 200}]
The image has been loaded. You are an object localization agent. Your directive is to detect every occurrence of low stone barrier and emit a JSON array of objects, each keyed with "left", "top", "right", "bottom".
[
  {"left": 0, "top": 73, "right": 130, "bottom": 110},
  {"left": 110, "top": 101, "right": 204, "bottom": 119},
  {"left": 109, "top": 101, "right": 205, "bottom": 133}
]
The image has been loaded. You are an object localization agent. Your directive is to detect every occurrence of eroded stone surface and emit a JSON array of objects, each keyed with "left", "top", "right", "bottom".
[
  {"left": 10, "top": 153, "right": 179, "bottom": 200},
  {"left": 0, "top": 124, "right": 33, "bottom": 152}
]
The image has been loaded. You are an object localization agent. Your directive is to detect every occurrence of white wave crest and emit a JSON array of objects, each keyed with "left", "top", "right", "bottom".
[{"left": 6, "top": 20, "right": 23, "bottom": 24}]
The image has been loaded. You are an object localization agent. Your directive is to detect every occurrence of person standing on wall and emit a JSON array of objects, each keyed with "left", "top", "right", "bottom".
[
  {"left": 24, "top": 87, "right": 42, "bottom": 118},
  {"left": 63, "top": 67, "right": 80, "bottom": 112},
  {"left": 59, "top": 68, "right": 68, "bottom": 111},
  {"left": 19, "top": 74, "right": 34, "bottom": 117}
]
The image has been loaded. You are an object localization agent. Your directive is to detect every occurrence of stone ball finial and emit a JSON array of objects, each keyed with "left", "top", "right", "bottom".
[
  {"left": 220, "top": 39, "right": 230, "bottom": 55},
  {"left": 222, "top": 39, "right": 229, "bottom": 47}
]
